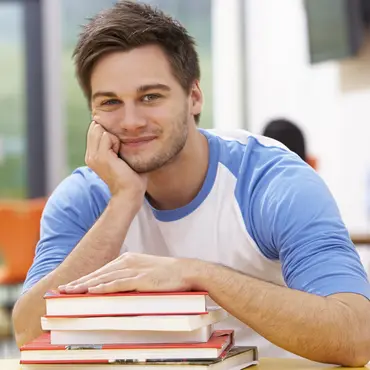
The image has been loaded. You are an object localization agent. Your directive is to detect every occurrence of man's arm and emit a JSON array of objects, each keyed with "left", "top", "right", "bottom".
[
  {"left": 58, "top": 249, "right": 370, "bottom": 367},
  {"left": 189, "top": 150, "right": 370, "bottom": 366},
  {"left": 12, "top": 193, "right": 137, "bottom": 348},
  {"left": 57, "top": 248, "right": 370, "bottom": 366},
  {"left": 185, "top": 261, "right": 370, "bottom": 367},
  {"left": 13, "top": 122, "right": 146, "bottom": 347}
]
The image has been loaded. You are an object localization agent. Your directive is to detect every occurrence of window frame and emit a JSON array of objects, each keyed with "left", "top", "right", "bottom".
[{"left": 1, "top": 0, "right": 46, "bottom": 197}]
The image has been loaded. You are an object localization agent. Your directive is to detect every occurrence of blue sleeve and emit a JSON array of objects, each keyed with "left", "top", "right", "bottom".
[
  {"left": 239, "top": 141, "right": 370, "bottom": 299},
  {"left": 22, "top": 167, "right": 109, "bottom": 293}
]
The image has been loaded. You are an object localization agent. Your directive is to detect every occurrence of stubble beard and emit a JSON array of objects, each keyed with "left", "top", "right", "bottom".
[{"left": 118, "top": 111, "right": 189, "bottom": 174}]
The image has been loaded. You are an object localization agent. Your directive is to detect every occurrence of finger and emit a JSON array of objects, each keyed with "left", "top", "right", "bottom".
[
  {"left": 58, "top": 263, "right": 115, "bottom": 291},
  {"left": 93, "top": 115, "right": 108, "bottom": 132},
  {"left": 99, "top": 131, "right": 121, "bottom": 157},
  {"left": 88, "top": 277, "right": 138, "bottom": 294},
  {"left": 61, "top": 284, "right": 88, "bottom": 294},
  {"left": 58, "top": 285, "right": 68, "bottom": 293},
  {"left": 59, "top": 258, "right": 128, "bottom": 291},
  {"left": 92, "top": 115, "right": 110, "bottom": 138},
  {"left": 85, "top": 120, "right": 96, "bottom": 154},
  {"left": 60, "top": 265, "right": 113, "bottom": 288},
  {"left": 64, "top": 269, "right": 137, "bottom": 293},
  {"left": 86, "top": 121, "right": 105, "bottom": 159},
  {"left": 60, "top": 269, "right": 103, "bottom": 289}
]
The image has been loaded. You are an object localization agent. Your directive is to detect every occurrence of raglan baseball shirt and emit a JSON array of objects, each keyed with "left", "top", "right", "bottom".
[{"left": 23, "top": 128, "right": 370, "bottom": 357}]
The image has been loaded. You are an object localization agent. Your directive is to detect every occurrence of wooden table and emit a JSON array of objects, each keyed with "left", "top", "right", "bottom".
[{"left": 2, "top": 358, "right": 369, "bottom": 369}]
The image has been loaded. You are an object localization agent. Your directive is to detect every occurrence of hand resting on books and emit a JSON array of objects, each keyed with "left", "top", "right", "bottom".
[{"left": 58, "top": 252, "right": 202, "bottom": 294}]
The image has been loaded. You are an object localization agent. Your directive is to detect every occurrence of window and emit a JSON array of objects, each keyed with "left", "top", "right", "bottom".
[
  {"left": 61, "top": 0, "right": 117, "bottom": 172},
  {"left": 0, "top": 3, "right": 26, "bottom": 198}
]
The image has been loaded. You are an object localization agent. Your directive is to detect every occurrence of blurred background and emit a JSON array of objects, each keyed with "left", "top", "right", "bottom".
[{"left": 1, "top": 0, "right": 370, "bottom": 359}]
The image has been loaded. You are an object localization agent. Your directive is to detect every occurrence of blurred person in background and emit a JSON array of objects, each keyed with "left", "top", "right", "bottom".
[
  {"left": 12, "top": 1, "right": 370, "bottom": 366},
  {"left": 262, "top": 118, "right": 317, "bottom": 170}
]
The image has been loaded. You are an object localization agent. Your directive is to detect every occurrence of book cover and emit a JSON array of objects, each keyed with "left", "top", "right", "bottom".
[
  {"left": 20, "top": 346, "right": 258, "bottom": 367},
  {"left": 44, "top": 290, "right": 208, "bottom": 299},
  {"left": 21, "top": 330, "right": 233, "bottom": 351},
  {"left": 20, "top": 330, "right": 234, "bottom": 363},
  {"left": 44, "top": 290, "right": 209, "bottom": 316}
]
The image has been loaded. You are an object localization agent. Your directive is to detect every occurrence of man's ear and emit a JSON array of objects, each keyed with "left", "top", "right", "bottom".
[{"left": 190, "top": 81, "right": 203, "bottom": 117}]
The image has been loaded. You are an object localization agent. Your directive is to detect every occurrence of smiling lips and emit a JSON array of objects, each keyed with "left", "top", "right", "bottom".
[{"left": 121, "top": 136, "right": 157, "bottom": 147}]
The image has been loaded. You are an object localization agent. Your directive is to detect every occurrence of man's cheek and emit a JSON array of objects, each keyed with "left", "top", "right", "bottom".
[{"left": 94, "top": 110, "right": 122, "bottom": 134}]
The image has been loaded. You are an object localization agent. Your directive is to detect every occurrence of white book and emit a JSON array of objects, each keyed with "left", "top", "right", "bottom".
[
  {"left": 50, "top": 325, "right": 212, "bottom": 345},
  {"left": 42, "top": 308, "right": 227, "bottom": 345},
  {"left": 41, "top": 307, "right": 227, "bottom": 331},
  {"left": 44, "top": 291, "right": 209, "bottom": 317}
]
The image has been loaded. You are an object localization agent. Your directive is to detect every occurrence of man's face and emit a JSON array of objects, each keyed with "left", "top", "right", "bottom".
[{"left": 90, "top": 45, "right": 200, "bottom": 173}]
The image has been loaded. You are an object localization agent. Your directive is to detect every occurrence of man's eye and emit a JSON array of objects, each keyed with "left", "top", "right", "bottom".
[
  {"left": 101, "top": 99, "right": 121, "bottom": 106},
  {"left": 142, "top": 94, "right": 161, "bottom": 102}
]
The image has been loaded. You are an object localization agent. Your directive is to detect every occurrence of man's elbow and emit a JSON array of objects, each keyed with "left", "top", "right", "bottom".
[
  {"left": 350, "top": 338, "right": 370, "bottom": 367},
  {"left": 318, "top": 325, "right": 370, "bottom": 366},
  {"left": 335, "top": 336, "right": 370, "bottom": 367},
  {"left": 337, "top": 349, "right": 369, "bottom": 368},
  {"left": 12, "top": 297, "right": 37, "bottom": 348},
  {"left": 13, "top": 331, "right": 28, "bottom": 349},
  {"left": 12, "top": 299, "right": 25, "bottom": 347},
  {"left": 343, "top": 316, "right": 370, "bottom": 367},
  {"left": 326, "top": 294, "right": 370, "bottom": 367}
]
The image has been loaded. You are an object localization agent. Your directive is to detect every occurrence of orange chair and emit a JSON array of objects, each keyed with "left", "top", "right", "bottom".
[{"left": 0, "top": 198, "right": 46, "bottom": 285}]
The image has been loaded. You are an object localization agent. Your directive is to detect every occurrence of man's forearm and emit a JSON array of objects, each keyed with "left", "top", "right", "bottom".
[
  {"left": 12, "top": 195, "right": 138, "bottom": 347},
  {"left": 186, "top": 261, "right": 370, "bottom": 366}
]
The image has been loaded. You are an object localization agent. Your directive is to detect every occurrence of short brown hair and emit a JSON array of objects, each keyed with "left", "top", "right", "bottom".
[{"left": 73, "top": 0, "right": 201, "bottom": 123}]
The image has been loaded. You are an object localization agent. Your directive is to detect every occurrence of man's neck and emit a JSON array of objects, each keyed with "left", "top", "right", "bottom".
[{"left": 146, "top": 129, "right": 209, "bottom": 211}]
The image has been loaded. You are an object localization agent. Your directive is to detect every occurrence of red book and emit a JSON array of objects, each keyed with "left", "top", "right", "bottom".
[
  {"left": 44, "top": 290, "right": 209, "bottom": 317},
  {"left": 20, "top": 346, "right": 258, "bottom": 370},
  {"left": 20, "top": 330, "right": 234, "bottom": 363}
]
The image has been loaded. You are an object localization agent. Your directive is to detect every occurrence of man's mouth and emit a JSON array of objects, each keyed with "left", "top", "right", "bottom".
[{"left": 121, "top": 136, "right": 157, "bottom": 147}]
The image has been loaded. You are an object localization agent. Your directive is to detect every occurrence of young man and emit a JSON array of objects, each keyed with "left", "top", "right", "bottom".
[{"left": 12, "top": 1, "right": 370, "bottom": 365}]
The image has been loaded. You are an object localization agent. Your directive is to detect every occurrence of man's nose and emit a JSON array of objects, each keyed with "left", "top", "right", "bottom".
[{"left": 119, "top": 103, "right": 146, "bottom": 131}]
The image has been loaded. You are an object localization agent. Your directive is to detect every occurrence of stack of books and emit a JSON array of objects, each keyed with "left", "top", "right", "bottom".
[{"left": 19, "top": 290, "right": 258, "bottom": 369}]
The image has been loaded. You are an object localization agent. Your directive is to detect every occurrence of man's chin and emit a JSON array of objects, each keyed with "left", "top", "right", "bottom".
[
  {"left": 118, "top": 154, "right": 159, "bottom": 174},
  {"left": 118, "top": 150, "right": 180, "bottom": 173}
]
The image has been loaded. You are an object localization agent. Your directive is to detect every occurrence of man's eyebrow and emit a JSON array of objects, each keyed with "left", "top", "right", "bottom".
[
  {"left": 137, "top": 84, "right": 171, "bottom": 93},
  {"left": 92, "top": 91, "right": 118, "bottom": 101},
  {"left": 91, "top": 84, "right": 171, "bottom": 100}
]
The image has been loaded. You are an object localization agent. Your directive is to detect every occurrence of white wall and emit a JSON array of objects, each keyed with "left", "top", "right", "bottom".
[
  {"left": 212, "top": 0, "right": 245, "bottom": 130},
  {"left": 245, "top": 0, "right": 370, "bottom": 233}
]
